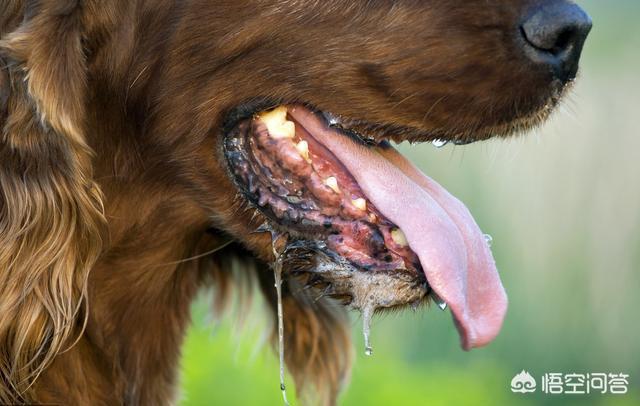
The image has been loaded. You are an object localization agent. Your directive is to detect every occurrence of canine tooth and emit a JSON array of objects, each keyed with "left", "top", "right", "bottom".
[
  {"left": 279, "top": 120, "right": 296, "bottom": 138},
  {"left": 352, "top": 198, "right": 367, "bottom": 211},
  {"left": 260, "top": 106, "right": 295, "bottom": 139},
  {"left": 296, "top": 140, "right": 311, "bottom": 162},
  {"left": 391, "top": 228, "right": 408, "bottom": 247},
  {"left": 325, "top": 177, "right": 340, "bottom": 193},
  {"left": 259, "top": 106, "right": 287, "bottom": 125}
]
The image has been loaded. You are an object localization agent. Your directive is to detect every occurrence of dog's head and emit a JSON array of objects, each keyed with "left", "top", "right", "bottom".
[
  {"left": 0, "top": 0, "right": 590, "bottom": 403},
  {"left": 192, "top": 0, "right": 592, "bottom": 359},
  {"left": 137, "top": 0, "right": 590, "bottom": 399}
]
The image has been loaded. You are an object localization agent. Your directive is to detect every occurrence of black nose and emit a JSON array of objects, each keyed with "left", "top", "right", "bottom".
[{"left": 520, "top": 1, "right": 592, "bottom": 82}]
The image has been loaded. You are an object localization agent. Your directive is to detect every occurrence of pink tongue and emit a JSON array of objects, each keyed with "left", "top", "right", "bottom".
[{"left": 290, "top": 108, "right": 508, "bottom": 349}]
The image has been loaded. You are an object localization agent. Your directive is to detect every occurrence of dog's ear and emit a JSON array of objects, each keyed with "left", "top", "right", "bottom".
[{"left": 0, "top": 3, "right": 105, "bottom": 402}]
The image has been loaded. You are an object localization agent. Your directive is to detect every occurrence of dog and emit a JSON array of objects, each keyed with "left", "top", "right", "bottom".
[{"left": 0, "top": 0, "right": 591, "bottom": 404}]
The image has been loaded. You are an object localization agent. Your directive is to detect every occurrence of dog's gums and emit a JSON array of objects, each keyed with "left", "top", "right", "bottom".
[
  {"left": 226, "top": 107, "right": 421, "bottom": 273},
  {"left": 225, "top": 106, "right": 430, "bottom": 315}
]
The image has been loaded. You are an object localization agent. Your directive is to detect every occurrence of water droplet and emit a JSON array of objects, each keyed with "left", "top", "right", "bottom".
[
  {"left": 432, "top": 293, "right": 447, "bottom": 311},
  {"left": 453, "top": 138, "right": 477, "bottom": 146},
  {"left": 362, "top": 305, "right": 374, "bottom": 357},
  {"left": 322, "top": 111, "right": 341, "bottom": 127},
  {"left": 484, "top": 233, "right": 493, "bottom": 247},
  {"left": 432, "top": 139, "right": 449, "bottom": 148}
]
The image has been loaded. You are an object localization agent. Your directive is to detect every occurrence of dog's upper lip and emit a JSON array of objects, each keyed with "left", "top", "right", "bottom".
[
  {"left": 318, "top": 110, "right": 385, "bottom": 147},
  {"left": 314, "top": 107, "right": 485, "bottom": 146},
  {"left": 289, "top": 106, "right": 508, "bottom": 350}
]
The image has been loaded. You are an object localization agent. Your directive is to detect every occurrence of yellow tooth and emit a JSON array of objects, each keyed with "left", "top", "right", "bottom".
[
  {"left": 258, "top": 106, "right": 287, "bottom": 127},
  {"left": 352, "top": 198, "right": 367, "bottom": 211},
  {"left": 296, "top": 140, "right": 311, "bottom": 162},
  {"left": 391, "top": 228, "right": 408, "bottom": 247},
  {"left": 259, "top": 106, "right": 295, "bottom": 139},
  {"left": 325, "top": 176, "right": 340, "bottom": 193}
]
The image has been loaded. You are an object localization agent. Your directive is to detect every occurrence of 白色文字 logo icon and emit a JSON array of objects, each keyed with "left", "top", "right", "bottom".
[{"left": 511, "top": 370, "right": 537, "bottom": 393}]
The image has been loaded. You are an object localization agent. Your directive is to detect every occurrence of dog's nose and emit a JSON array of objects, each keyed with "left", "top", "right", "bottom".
[{"left": 520, "top": 1, "right": 592, "bottom": 82}]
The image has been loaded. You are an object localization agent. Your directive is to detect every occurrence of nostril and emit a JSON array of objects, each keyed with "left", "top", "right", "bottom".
[
  {"left": 552, "top": 28, "right": 575, "bottom": 55},
  {"left": 520, "top": 1, "right": 592, "bottom": 80}
]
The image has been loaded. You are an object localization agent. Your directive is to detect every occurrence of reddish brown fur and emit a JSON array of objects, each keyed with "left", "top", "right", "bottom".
[{"left": 0, "top": 0, "right": 573, "bottom": 404}]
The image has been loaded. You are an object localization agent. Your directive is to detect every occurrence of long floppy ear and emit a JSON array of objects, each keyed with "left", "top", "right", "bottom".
[{"left": 0, "top": 3, "right": 105, "bottom": 402}]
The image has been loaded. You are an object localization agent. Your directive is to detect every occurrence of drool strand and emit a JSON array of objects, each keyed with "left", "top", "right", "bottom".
[
  {"left": 272, "top": 235, "right": 290, "bottom": 406},
  {"left": 362, "top": 304, "right": 374, "bottom": 356}
]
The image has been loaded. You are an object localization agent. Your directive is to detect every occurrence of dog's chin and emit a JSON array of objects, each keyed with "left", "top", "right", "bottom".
[{"left": 219, "top": 95, "right": 559, "bottom": 349}]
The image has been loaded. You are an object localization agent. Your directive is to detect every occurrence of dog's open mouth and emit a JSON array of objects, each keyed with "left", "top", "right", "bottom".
[{"left": 224, "top": 105, "right": 508, "bottom": 350}]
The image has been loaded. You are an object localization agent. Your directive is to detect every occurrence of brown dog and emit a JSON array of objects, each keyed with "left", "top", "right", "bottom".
[{"left": 0, "top": 0, "right": 590, "bottom": 404}]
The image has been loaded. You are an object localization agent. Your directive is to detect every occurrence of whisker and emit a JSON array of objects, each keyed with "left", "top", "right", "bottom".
[{"left": 158, "top": 239, "right": 235, "bottom": 266}]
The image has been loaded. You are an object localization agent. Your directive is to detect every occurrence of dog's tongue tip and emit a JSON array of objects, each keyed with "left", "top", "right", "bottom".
[
  {"left": 288, "top": 107, "right": 508, "bottom": 349},
  {"left": 450, "top": 284, "right": 508, "bottom": 350}
]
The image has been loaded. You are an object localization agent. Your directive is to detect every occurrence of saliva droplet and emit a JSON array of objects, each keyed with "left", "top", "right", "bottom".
[
  {"left": 362, "top": 305, "right": 374, "bottom": 357},
  {"left": 484, "top": 233, "right": 493, "bottom": 247},
  {"left": 271, "top": 234, "right": 290, "bottom": 406},
  {"left": 432, "top": 139, "right": 449, "bottom": 148},
  {"left": 432, "top": 293, "right": 447, "bottom": 311}
]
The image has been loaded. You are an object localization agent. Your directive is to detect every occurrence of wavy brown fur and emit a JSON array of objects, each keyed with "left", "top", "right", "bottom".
[
  {"left": 0, "top": 0, "right": 574, "bottom": 404},
  {"left": 0, "top": 1, "right": 105, "bottom": 402}
]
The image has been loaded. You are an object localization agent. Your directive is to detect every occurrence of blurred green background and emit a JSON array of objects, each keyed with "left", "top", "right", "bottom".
[{"left": 179, "top": 1, "right": 640, "bottom": 405}]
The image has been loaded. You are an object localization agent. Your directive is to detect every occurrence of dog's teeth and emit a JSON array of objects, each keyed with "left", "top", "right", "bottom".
[
  {"left": 259, "top": 106, "right": 287, "bottom": 124},
  {"left": 279, "top": 121, "right": 296, "bottom": 138},
  {"left": 352, "top": 198, "right": 367, "bottom": 211},
  {"left": 325, "top": 177, "right": 340, "bottom": 193},
  {"left": 296, "top": 140, "right": 311, "bottom": 162},
  {"left": 260, "top": 106, "right": 295, "bottom": 139},
  {"left": 391, "top": 228, "right": 408, "bottom": 247}
]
